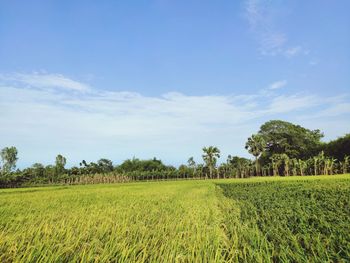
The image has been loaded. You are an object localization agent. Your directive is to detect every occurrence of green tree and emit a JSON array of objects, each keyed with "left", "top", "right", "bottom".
[
  {"left": 323, "top": 134, "right": 350, "bottom": 161},
  {"left": 202, "top": 146, "right": 220, "bottom": 179},
  {"left": 227, "top": 155, "right": 251, "bottom": 178},
  {"left": 187, "top": 157, "right": 196, "bottom": 178},
  {"left": 270, "top": 155, "right": 280, "bottom": 176},
  {"left": 245, "top": 134, "right": 265, "bottom": 176},
  {"left": 32, "top": 163, "right": 45, "bottom": 178},
  {"left": 258, "top": 120, "right": 323, "bottom": 162},
  {"left": 0, "top": 146, "right": 18, "bottom": 173},
  {"left": 270, "top": 154, "right": 290, "bottom": 176},
  {"left": 45, "top": 165, "right": 55, "bottom": 183},
  {"left": 341, "top": 156, "right": 349, "bottom": 174},
  {"left": 298, "top": 159, "right": 307, "bottom": 176},
  {"left": 97, "top": 158, "right": 113, "bottom": 173},
  {"left": 55, "top": 154, "right": 67, "bottom": 176}
]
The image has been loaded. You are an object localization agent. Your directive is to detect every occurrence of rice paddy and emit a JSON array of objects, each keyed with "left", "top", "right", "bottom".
[{"left": 0, "top": 175, "right": 349, "bottom": 262}]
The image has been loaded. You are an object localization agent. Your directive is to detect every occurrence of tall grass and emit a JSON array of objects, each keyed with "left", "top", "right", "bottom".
[
  {"left": 0, "top": 181, "right": 225, "bottom": 262},
  {"left": 0, "top": 175, "right": 349, "bottom": 262}
]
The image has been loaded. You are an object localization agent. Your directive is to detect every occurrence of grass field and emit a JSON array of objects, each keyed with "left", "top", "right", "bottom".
[{"left": 0, "top": 175, "right": 349, "bottom": 262}]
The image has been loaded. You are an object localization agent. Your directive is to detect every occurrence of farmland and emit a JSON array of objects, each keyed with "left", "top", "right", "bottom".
[{"left": 0, "top": 175, "right": 349, "bottom": 262}]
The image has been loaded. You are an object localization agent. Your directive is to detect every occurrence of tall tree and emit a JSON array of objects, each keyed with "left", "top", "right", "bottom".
[
  {"left": 258, "top": 120, "right": 323, "bottom": 162},
  {"left": 0, "top": 146, "right": 18, "bottom": 173},
  {"left": 227, "top": 155, "right": 251, "bottom": 178},
  {"left": 97, "top": 158, "right": 114, "bottom": 173},
  {"left": 202, "top": 146, "right": 220, "bottom": 179},
  {"left": 32, "top": 163, "right": 45, "bottom": 178},
  {"left": 245, "top": 134, "right": 265, "bottom": 176},
  {"left": 187, "top": 157, "right": 196, "bottom": 178},
  {"left": 55, "top": 154, "right": 67, "bottom": 176}
]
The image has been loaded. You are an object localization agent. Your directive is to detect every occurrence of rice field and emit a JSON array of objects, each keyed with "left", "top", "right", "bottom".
[{"left": 0, "top": 175, "right": 349, "bottom": 262}]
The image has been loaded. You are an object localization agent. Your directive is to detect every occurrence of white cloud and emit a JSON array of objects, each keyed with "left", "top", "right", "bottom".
[
  {"left": 300, "top": 102, "right": 350, "bottom": 119},
  {"left": 0, "top": 72, "right": 349, "bottom": 167},
  {"left": 0, "top": 72, "right": 90, "bottom": 92},
  {"left": 285, "top": 46, "right": 302, "bottom": 57},
  {"left": 264, "top": 94, "right": 319, "bottom": 114},
  {"left": 284, "top": 46, "right": 310, "bottom": 58},
  {"left": 245, "top": 0, "right": 285, "bottom": 55},
  {"left": 244, "top": 0, "right": 308, "bottom": 58},
  {"left": 269, "top": 80, "right": 287, "bottom": 90}
]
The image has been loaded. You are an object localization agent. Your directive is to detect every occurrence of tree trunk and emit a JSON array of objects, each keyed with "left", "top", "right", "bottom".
[{"left": 255, "top": 157, "right": 259, "bottom": 176}]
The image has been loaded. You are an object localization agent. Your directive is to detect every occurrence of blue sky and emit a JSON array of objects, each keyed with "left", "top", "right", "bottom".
[{"left": 1, "top": 0, "right": 350, "bottom": 168}]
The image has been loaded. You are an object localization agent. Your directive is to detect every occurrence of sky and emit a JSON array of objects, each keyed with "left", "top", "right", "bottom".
[{"left": 0, "top": 0, "right": 350, "bottom": 168}]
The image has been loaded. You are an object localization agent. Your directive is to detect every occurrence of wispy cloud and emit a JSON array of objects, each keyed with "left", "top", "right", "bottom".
[
  {"left": 265, "top": 94, "right": 319, "bottom": 114},
  {"left": 300, "top": 102, "right": 350, "bottom": 119},
  {"left": 0, "top": 72, "right": 90, "bottom": 92},
  {"left": 269, "top": 80, "right": 287, "bottom": 90},
  {"left": 244, "top": 0, "right": 308, "bottom": 57},
  {"left": 285, "top": 46, "right": 311, "bottom": 58},
  {"left": 309, "top": 59, "right": 320, "bottom": 66},
  {"left": 0, "top": 72, "right": 349, "bottom": 166}
]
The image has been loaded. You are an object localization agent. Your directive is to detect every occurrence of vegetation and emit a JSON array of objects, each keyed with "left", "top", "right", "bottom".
[
  {"left": 1, "top": 120, "right": 349, "bottom": 188},
  {"left": 0, "top": 180, "right": 224, "bottom": 262},
  {"left": 202, "top": 146, "right": 221, "bottom": 179},
  {"left": 218, "top": 177, "right": 350, "bottom": 262},
  {"left": 324, "top": 133, "right": 350, "bottom": 161},
  {"left": 0, "top": 146, "right": 18, "bottom": 174},
  {"left": 1, "top": 118, "right": 349, "bottom": 261},
  {"left": 258, "top": 120, "right": 324, "bottom": 160},
  {"left": 0, "top": 175, "right": 349, "bottom": 262},
  {"left": 245, "top": 134, "right": 265, "bottom": 176}
]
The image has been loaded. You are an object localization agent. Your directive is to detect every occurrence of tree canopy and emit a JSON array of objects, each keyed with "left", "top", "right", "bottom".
[
  {"left": 116, "top": 157, "right": 172, "bottom": 173},
  {"left": 323, "top": 134, "right": 350, "bottom": 161},
  {"left": 0, "top": 146, "right": 18, "bottom": 173},
  {"left": 257, "top": 120, "right": 323, "bottom": 162}
]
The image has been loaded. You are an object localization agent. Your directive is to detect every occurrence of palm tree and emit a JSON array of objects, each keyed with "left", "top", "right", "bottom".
[
  {"left": 317, "top": 151, "right": 326, "bottom": 175},
  {"left": 196, "top": 164, "right": 204, "bottom": 179},
  {"left": 298, "top": 159, "right": 306, "bottom": 176},
  {"left": 202, "top": 146, "right": 220, "bottom": 179},
  {"left": 291, "top": 158, "right": 298, "bottom": 176},
  {"left": 271, "top": 154, "right": 282, "bottom": 176},
  {"left": 245, "top": 134, "right": 265, "bottom": 176},
  {"left": 313, "top": 156, "right": 318, "bottom": 175},
  {"left": 328, "top": 158, "right": 337, "bottom": 175},
  {"left": 282, "top": 154, "right": 290, "bottom": 176}
]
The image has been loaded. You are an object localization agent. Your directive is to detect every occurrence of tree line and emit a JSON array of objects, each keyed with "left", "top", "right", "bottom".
[{"left": 1, "top": 120, "right": 349, "bottom": 187}]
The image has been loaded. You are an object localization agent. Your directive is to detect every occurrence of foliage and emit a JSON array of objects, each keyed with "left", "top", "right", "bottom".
[
  {"left": 0, "top": 120, "right": 349, "bottom": 188},
  {"left": 257, "top": 120, "right": 323, "bottom": 162},
  {"left": 202, "top": 146, "right": 220, "bottom": 179},
  {"left": 97, "top": 158, "right": 114, "bottom": 173},
  {"left": 218, "top": 177, "right": 350, "bottom": 262},
  {"left": 0, "top": 146, "right": 18, "bottom": 173},
  {"left": 115, "top": 157, "right": 172, "bottom": 173},
  {"left": 245, "top": 134, "right": 265, "bottom": 176},
  {"left": 55, "top": 154, "right": 66, "bottom": 176},
  {"left": 323, "top": 133, "right": 350, "bottom": 161}
]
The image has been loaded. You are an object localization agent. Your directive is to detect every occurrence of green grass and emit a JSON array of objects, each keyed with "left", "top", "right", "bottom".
[{"left": 0, "top": 175, "right": 349, "bottom": 262}]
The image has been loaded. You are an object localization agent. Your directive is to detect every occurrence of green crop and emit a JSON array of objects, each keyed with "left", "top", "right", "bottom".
[
  {"left": 218, "top": 176, "right": 350, "bottom": 262},
  {"left": 0, "top": 175, "right": 349, "bottom": 262}
]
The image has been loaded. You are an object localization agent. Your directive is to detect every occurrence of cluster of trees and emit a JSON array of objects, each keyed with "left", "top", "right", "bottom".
[{"left": 1, "top": 120, "right": 349, "bottom": 187}]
